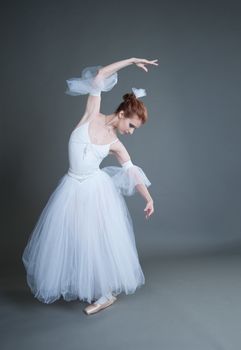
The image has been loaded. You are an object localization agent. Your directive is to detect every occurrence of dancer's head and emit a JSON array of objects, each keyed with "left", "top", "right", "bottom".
[{"left": 114, "top": 93, "right": 148, "bottom": 135}]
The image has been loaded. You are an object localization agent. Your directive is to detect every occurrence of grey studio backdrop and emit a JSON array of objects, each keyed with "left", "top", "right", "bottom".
[{"left": 1, "top": 0, "right": 241, "bottom": 270}]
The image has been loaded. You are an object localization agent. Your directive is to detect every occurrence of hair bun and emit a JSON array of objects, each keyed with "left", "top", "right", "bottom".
[
  {"left": 115, "top": 91, "right": 148, "bottom": 124},
  {"left": 123, "top": 92, "right": 135, "bottom": 102}
]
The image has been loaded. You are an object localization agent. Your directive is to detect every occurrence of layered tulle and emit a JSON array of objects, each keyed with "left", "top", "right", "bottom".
[
  {"left": 22, "top": 169, "right": 145, "bottom": 304},
  {"left": 22, "top": 63, "right": 152, "bottom": 305},
  {"left": 102, "top": 162, "right": 151, "bottom": 196},
  {"left": 65, "top": 65, "right": 118, "bottom": 96}
]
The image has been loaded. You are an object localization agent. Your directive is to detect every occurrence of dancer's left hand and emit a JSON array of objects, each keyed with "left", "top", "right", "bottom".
[{"left": 133, "top": 58, "right": 159, "bottom": 72}]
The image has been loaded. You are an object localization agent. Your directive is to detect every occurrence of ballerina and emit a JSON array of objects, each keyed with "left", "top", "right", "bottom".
[{"left": 22, "top": 57, "right": 157, "bottom": 315}]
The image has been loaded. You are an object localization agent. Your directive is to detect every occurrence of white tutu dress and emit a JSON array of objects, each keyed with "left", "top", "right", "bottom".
[{"left": 22, "top": 65, "right": 151, "bottom": 304}]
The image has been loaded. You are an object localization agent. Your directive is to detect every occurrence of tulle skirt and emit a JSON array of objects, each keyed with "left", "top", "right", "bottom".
[{"left": 22, "top": 168, "right": 145, "bottom": 304}]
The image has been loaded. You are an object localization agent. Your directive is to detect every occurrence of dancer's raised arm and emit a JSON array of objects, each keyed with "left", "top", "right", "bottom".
[
  {"left": 82, "top": 57, "right": 158, "bottom": 118},
  {"left": 66, "top": 57, "right": 158, "bottom": 123},
  {"left": 98, "top": 57, "right": 159, "bottom": 78}
]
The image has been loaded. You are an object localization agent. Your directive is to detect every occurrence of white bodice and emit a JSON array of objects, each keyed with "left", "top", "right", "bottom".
[
  {"left": 67, "top": 121, "right": 118, "bottom": 180},
  {"left": 65, "top": 65, "right": 151, "bottom": 194}
]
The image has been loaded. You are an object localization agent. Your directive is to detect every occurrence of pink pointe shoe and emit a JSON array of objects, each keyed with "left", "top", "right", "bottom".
[{"left": 83, "top": 296, "right": 117, "bottom": 315}]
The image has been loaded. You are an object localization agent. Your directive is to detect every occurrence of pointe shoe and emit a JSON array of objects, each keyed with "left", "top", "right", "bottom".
[{"left": 83, "top": 296, "right": 117, "bottom": 315}]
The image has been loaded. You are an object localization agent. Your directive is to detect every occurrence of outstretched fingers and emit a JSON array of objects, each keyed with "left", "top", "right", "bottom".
[
  {"left": 147, "top": 59, "right": 159, "bottom": 65},
  {"left": 136, "top": 58, "right": 159, "bottom": 72}
]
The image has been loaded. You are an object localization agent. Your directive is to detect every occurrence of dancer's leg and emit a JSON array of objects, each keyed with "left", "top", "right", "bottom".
[{"left": 94, "top": 291, "right": 114, "bottom": 305}]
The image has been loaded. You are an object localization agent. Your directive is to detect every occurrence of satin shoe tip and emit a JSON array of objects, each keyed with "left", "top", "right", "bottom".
[{"left": 83, "top": 296, "right": 117, "bottom": 315}]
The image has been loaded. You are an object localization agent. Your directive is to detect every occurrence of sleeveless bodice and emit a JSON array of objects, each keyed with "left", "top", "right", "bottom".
[{"left": 67, "top": 121, "right": 118, "bottom": 181}]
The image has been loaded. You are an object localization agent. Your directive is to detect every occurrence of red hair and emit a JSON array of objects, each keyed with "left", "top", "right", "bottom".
[{"left": 114, "top": 92, "right": 148, "bottom": 124}]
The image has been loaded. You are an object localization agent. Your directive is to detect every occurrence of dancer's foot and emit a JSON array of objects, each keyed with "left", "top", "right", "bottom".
[{"left": 83, "top": 296, "right": 117, "bottom": 315}]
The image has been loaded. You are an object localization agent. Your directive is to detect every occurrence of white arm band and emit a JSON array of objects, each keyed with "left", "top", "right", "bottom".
[
  {"left": 89, "top": 91, "right": 101, "bottom": 96},
  {"left": 121, "top": 160, "right": 134, "bottom": 170}
]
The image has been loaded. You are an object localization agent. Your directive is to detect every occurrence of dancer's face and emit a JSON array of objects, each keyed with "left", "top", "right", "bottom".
[{"left": 117, "top": 111, "right": 142, "bottom": 135}]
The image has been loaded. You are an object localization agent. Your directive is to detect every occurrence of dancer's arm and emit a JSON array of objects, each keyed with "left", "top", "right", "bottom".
[
  {"left": 81, "top": 57, "right": 158, "bottom": 122},
  {"left": 111, "top": 141, "right": 154, "bottom": 218},
  {"left": 98, "top": 57, "right": 159, "bottom": 77},
  {"left": 81, "top": 71, "right": 104, "bottom": 123},
  {"left": 81, "top": 59, "right": 133, "bottom": 120},
  {"left": 82, "top": 59, "right": 134, "bottom": 118},
  {"left": 81, "top": 58, "right": 133, "bottom": 123},
  {"left": 83, "top": 94, "right": 101, "bottom": 120},
  {"left": 112, "top": 141, "right": 154, "bottom": 204}
]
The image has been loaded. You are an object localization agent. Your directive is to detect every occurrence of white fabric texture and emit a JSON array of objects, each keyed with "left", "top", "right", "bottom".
[
  {"left": 131, "top": 87, "right": 147, "bottom": 98},
  {"left": 65, "top": 65, "right": 118, "bottom": 96},
  {"left": 22, "top": 66, "right": 151, "bottom": 304},
  {"left": 122, "top": 159, "right": 134, "bottom": 169},
  {"left": 102, "top": 162, "right": 151, "bottom": 196},
  {"left": 94, "top": 292, "right": 114, "bottom": 305}
]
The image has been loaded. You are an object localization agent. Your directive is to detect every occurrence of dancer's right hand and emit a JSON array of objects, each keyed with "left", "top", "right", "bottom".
[{"left": 144, "top": 199, "right": 154, "bottom": 219}]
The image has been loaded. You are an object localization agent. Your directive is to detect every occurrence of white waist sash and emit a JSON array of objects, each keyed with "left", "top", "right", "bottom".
[{"left": 67, "top": 168, "right": 101, "bottom": 182}]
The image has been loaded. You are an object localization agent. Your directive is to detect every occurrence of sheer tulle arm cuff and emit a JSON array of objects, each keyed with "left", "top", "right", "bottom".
[
  {"left": 101, "top": 161, "right": 151, "bottom": 196},
  {"left": 65, "top": 65, "right": 118, "bottom": 96},
  {"left": 121, "top": 159, "right": 134, "bottom": 170}
]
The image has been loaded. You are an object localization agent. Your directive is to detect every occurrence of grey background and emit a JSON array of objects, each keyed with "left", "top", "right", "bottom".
[
  {"left": 1, "top": 1, "right": 241, "bottom": 264},
  {"left": 1, "top": 1, "right": 241, "bottom": 349}
]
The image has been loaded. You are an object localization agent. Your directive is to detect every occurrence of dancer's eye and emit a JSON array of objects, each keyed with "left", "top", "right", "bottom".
[{"left": 129, "top": 123, "right": 136, "bottom": 129}]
